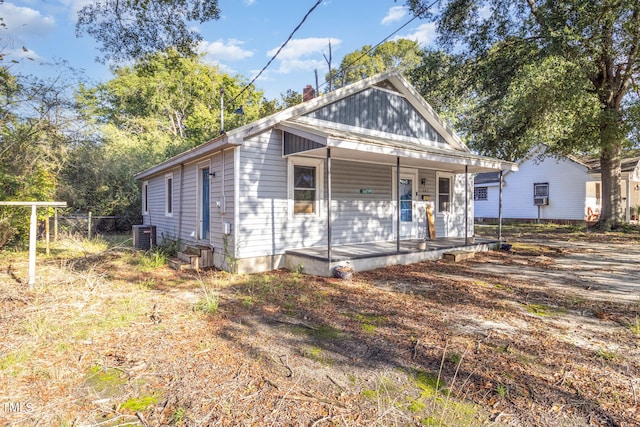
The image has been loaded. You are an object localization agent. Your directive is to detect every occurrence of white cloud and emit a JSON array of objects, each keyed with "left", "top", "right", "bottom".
[
  {"left": 267, "top": 37, "right": 341, "bottom": 74},
  {"left": 199, "top": 39, "right": 254, "bottom": 61},
  {"left": 396, "top": 22, "right": 437, "bottom": 47},
  {"left": 382, "top": 5, "right": 407, "bottom": 25},
  {"left": 244, "top": 0, "right": 256, "bottom": 5},
  {"left": 0, "top": 2, "right": 56, "bottom": 38}
]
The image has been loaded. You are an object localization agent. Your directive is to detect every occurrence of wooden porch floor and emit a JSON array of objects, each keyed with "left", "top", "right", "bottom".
[{"left": 285, "top": 237, "right": 499, "bottom": 276}]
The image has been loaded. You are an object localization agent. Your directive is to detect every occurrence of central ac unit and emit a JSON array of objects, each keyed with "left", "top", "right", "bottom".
[
  {"left": 132, "top": 225, "right": 156, "bottom": 250},
  {"left": 533, "top": 197, "right": 549, "bottom": 206}
]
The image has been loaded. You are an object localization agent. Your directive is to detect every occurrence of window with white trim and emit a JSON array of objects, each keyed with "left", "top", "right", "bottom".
[
  {"left": 289, "top": 158, "right": 323, "bottom": 216},
  {"left": 437, "top": 173, "right": 452, "bottom": 213},
  {"left": 142, "top": 181, "right": 149, "bottom": 215},
  {"left": 165, "top": 173, "right": 173, "bottom": 216},
  {"left": 474, "top": 186, "right": 488, "bottom": 201}
]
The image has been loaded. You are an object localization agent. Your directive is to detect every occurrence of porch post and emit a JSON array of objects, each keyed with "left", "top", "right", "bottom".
[
  {"left": 498, "top": 170, "right": 504, "bottom": 243},
  {"left": 327, "top": 148, "right": 332, "bottom": 262},
  {"left": 397, "top": 156, "right": 401, "bottom": 252},
  {"left": 29, "top": 204, "right": 37, "bottom": 288},
  {"left": 465, "top": 165, "right": 469, "bottom": 245},
  {"left": 626, "top": 175, "right": 631, "bottom": 223}
]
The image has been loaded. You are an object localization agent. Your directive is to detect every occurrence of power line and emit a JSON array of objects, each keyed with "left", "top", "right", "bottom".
[
  {"left": 230, "top": 0, "right": 323, "bottom": 104},
  {"left": 320, "top": 0, "right": 437, "bottom": 92}
]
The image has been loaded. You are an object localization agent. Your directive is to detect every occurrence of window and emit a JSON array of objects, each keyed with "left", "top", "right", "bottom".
[
  {"left": 289, "top": 158, "right": 323, "bottom": 216},
  {"left": 533, "top": 182, "right": 549, "bottom": 197},
  {"left": 474, "top": 186, "right": 488, "bottom": 201},
  {"left": 437, "top": 174, "right": 452, "bottom": 213},
  {"left": 595, "top": 182, "right": 601, "bottom": 206},
  {"left": 294, "top": 165, "right": 316, "bottom": 214},
  {"left": 165, "top": 173, "right": 173, "bottom": 216},
  {"left": 142, "top": 181, "right": 149, "bottom": 215}
]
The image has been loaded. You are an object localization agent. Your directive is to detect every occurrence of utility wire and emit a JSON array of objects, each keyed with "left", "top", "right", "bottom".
[
  {"left": 322, "top": 1, "right": 436, "bottom": 92},
  {"left": 230, "top": 0, "right": 323, "bottom": 104}
]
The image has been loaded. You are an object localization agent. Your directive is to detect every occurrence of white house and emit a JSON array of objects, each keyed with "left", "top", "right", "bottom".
[
  {"left": 474, "top": 145, "right": 640, "bottom": 223},
  {"left": 135, "top": 71, "right": 516, "bottom": 275}
]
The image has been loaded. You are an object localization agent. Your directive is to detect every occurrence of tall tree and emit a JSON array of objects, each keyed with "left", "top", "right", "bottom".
[
  {"left": 65, "top": 52, "right": 267, "bottom": 224},
  {"left": 330, "top": 39, "right": 425, "bottom": 90},
  {"left": 0, "top": 67, "right": 79, "bottom": 246},
  {"left": 407, "top": 0, "right": 640, "bottom": 229},
  {"left": 75, "top": 0, "right": 221, "bottom": 63}
]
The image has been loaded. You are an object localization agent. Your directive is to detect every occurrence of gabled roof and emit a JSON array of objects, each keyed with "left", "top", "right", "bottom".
[
  {"left": 579, "top": 155, "right": 640, "bottom": 174},
  {"left": 136, "top": 70, "right": 516, "bottom": 180}
]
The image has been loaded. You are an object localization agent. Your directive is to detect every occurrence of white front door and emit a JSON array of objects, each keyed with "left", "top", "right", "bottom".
[{"left": 393, "top": 169, "right": 418, "bottom": 238}]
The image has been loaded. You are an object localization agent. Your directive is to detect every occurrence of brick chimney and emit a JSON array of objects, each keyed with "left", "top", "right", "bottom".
[{"left": 302, "top": 84, "right": 316, "bottom": 102}]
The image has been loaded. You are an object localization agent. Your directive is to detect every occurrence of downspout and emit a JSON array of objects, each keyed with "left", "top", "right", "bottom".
[
  {"left": 498, "top": 171, "right": 503, "bottom": 243},
  {"left": 326, "top": 148, "right": 332, "bottom": 262},
  {"left": 397, "top": 157, "right": 400, "bottom": 252}
]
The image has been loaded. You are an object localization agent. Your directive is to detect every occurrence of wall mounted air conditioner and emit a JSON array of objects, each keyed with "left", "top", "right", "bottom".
[
  {"left": 533, "top": 197, "right": 549, "bottom": 206},
  {"left": 132, "top": 225, "right": 156, "bottom": 250}
]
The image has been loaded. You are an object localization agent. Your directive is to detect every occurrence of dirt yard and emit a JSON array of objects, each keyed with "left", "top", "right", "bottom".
[{"left": 0, "top": 228, "right": 639, "bottom": 426}]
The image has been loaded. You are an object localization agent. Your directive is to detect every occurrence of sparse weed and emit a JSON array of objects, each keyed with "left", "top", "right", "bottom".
[
  {"left": 496, "top": 383, "right": 509, "bottom": 398},
  {"left": 595, "top": 348, "right": 618, "bottom": 361},
  {"left": 629, "top": 316, "right": 640, "bottom": 335}
]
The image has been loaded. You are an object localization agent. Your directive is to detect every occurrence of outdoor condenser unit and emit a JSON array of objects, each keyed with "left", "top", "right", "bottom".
[{"left": 132, "top": 225, "right": 156, "bottom": 250}]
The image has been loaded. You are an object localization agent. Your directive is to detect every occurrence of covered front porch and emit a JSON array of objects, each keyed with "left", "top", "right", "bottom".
[{"left": 284, "top": 237, "right": 499, "bottom": 277}]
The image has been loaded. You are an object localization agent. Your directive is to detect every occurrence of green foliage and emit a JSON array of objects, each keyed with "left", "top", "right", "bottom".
[
  {"left": 406, "top": 0, "right": 640, "bottom": 225},
  {"left": 331, "top": 39, "right": 425, "bottom": 90},
  {"left": 62, "top": 52, "right": 269, "bottom": 229},
  {"left": 0, "top": 67, "right": 78, "bottom": 247},
  {"left": 76, "top": 0, "right": 221, "bottom": 63},
  {"left": 120, "top": 394, "right": 159, "bottom": 413}
]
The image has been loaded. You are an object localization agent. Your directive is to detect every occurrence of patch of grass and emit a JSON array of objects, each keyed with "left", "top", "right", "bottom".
[
  {"left": 361, "top": 388, "right": 379, "bottom": 400},
  {"left": 194, "top": 286, "right": 219, "bottom": 315},
  {"left": 413, "top": 369, "right": 448, "bottom": 398},
  {"left": 171, "top": 407, "right": 187, "bottom": 424},
  {"left": 525, "top": 303, "right": 564, "bottom": 317},
  {"left": 137, "top": 249, "right": 168, "bottom": 271},
  {"left": 496, "top": 383, "right": 509, "bottom": 398},
  {"left": 595, "top": 348, "right": 618, "bottom": 361},
  {"left": 0, "top": 348, "right": 33, "bottom": 375},
  {"left": 494, "top": 283, "right": 513, "bottom": 293},
  {"left": 302, "top": 346, "right": 333, "bottom": 366},
  {"left": 85, "top": 365, "right": 128, "bottom": 398},
  {"left": 120, "top": 394, "right": 159, "bottom": 413}
]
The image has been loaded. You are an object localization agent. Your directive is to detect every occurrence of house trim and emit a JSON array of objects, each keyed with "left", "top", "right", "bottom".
[
  {"left": 287, "top": 156, "right": 325, "bottom": 219},
  {"left": 164, "top": 173, "right": 174, "bottom": 217}
]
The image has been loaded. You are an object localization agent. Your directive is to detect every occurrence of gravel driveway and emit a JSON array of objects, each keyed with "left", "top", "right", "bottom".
[{"left": 471, "top": 238, "right": 640, "bottom": 303}]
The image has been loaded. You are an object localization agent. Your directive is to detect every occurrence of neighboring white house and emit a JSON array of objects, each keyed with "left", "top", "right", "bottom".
[
  {"left": 474, "top": 145, "right": 640, "bottom": 223},
  {"left": 135, "top": 70, "right": 516, "bottom": 275}
]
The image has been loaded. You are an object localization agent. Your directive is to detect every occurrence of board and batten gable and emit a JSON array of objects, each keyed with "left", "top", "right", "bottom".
[{"left": 305, "top": 86, "right": 447, "bottom": 149}]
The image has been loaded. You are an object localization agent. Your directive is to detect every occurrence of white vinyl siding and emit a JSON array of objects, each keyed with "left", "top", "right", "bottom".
[{"left": 473, "top": 151, "right": 589, "bottom": 221}]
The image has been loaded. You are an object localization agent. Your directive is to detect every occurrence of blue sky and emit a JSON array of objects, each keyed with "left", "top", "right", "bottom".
[{"left": 1, "top": 0, "right": 437, "bottom": 99}]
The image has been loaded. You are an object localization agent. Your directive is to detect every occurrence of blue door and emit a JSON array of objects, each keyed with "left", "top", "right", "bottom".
[{"left": 201, "top": 167, "right": 210, "bottom": 240}]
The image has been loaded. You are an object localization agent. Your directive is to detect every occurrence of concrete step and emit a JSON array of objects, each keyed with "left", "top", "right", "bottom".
[{"left": 443, "top": 250, "right": 475, "bottom": 262}]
